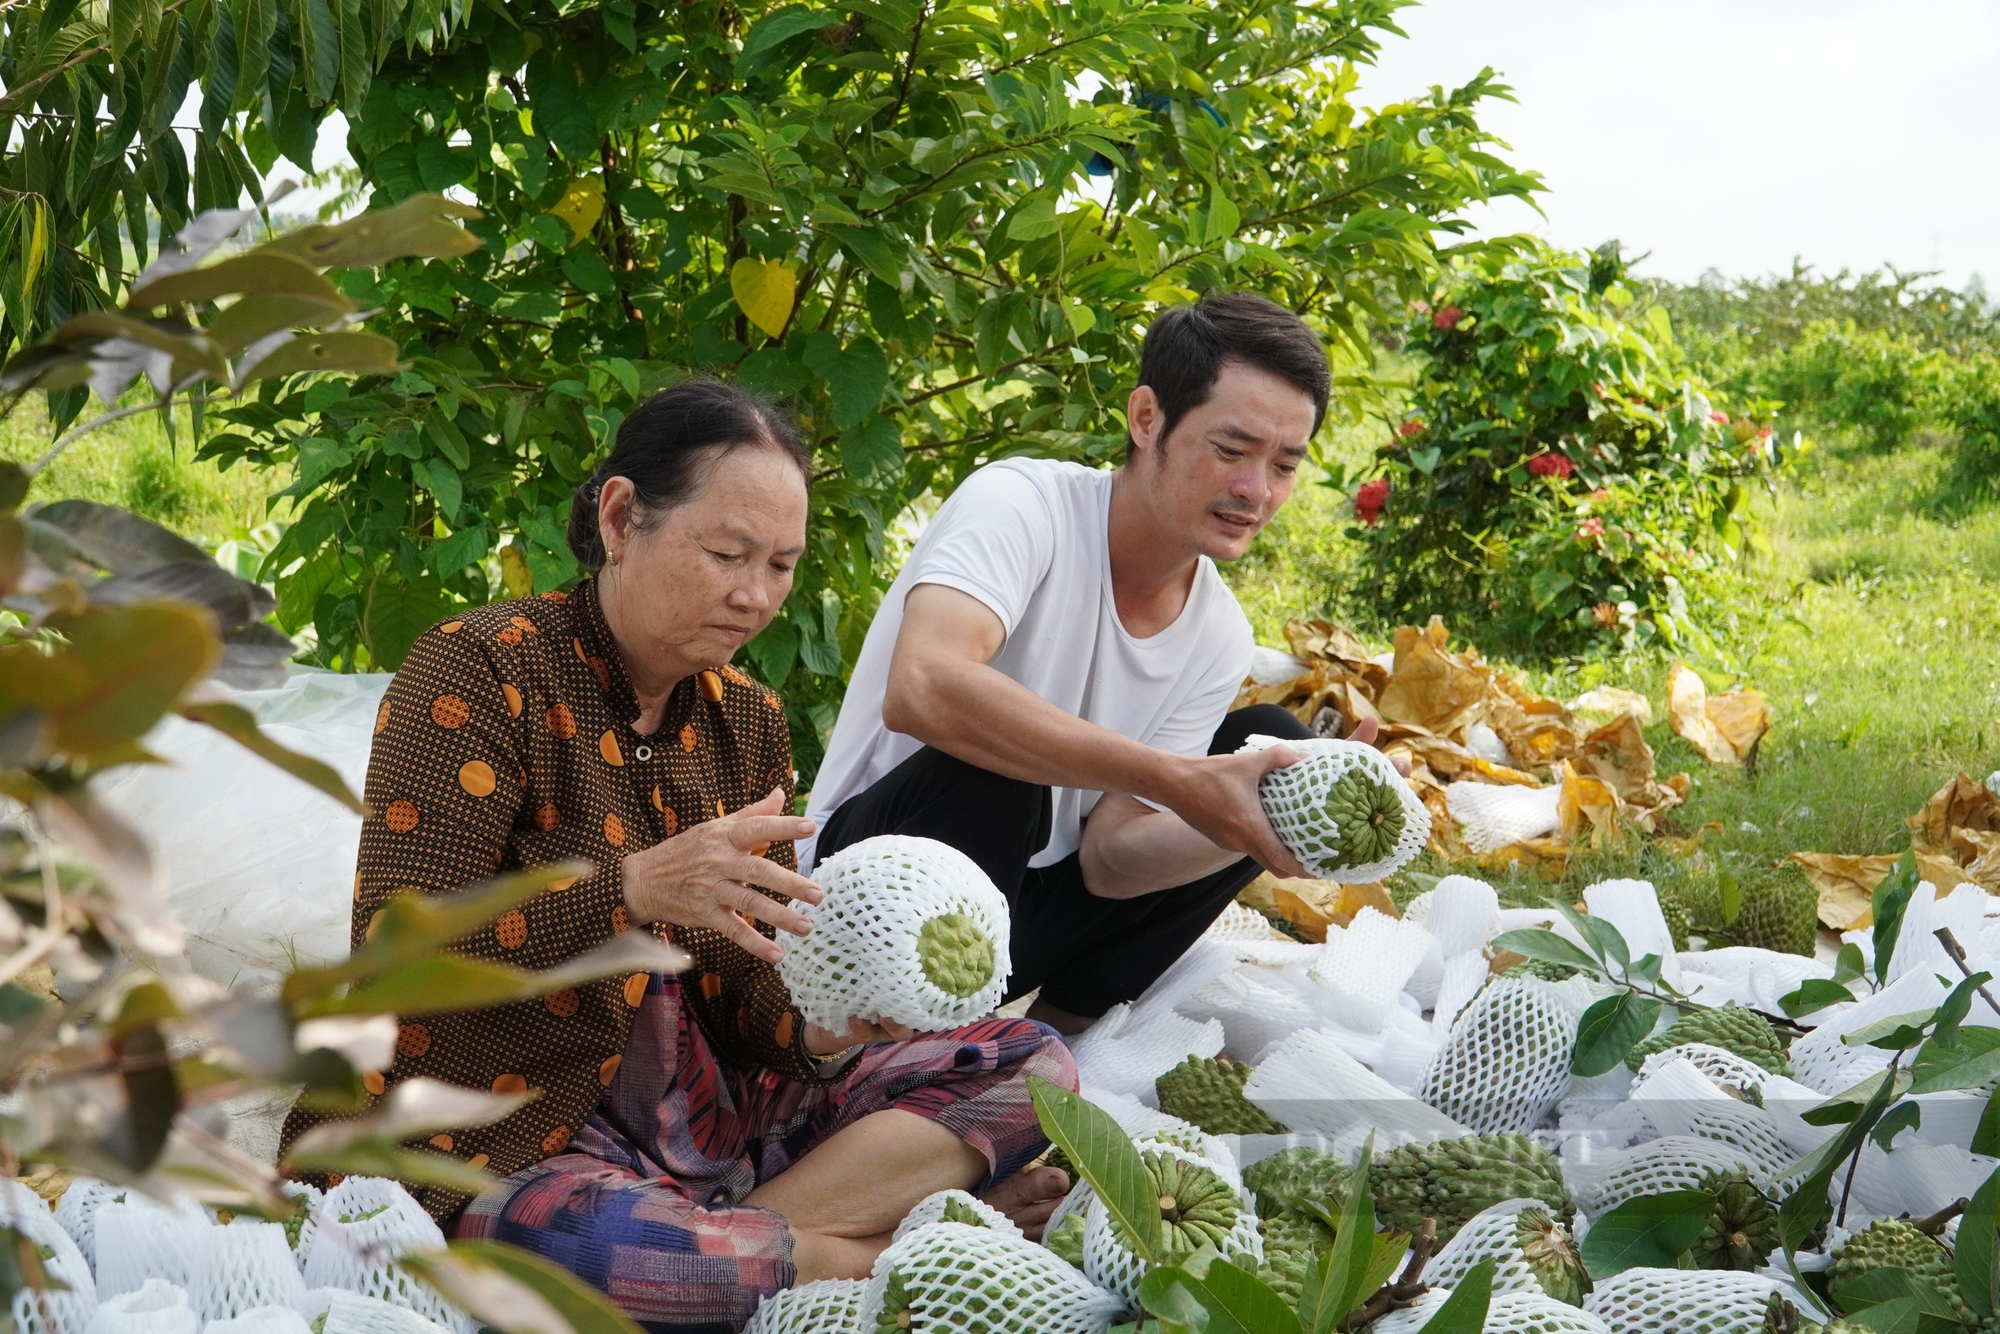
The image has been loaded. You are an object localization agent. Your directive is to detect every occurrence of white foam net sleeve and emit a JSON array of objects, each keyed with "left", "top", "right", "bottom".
[
  {"left": 1246, "top": 736, "right": 1430, "bottom": 881},
  {"left": 1374, "top": 1288, "right": 1611, "bottom": 1334},
  {"left": 82, "top": 1278, "right": 195, "bottom": 1334},
  {"left": 1883, "top": 879, "right": 2000, "bottom": 987},
  {"left": 1179, "top": 971, "right": 1323, "bottom": 1065},
  {"left": 865, "top": 1220, "right": 1124, "bottom": 1333},
  {"left": 1582, "top": 1267, "right": 1784, "bottom": 1334},
  {"left": 892, "top": 1190, "right": 1022, "bottom": 1243},
  {"left": 55, "top": 1177, "right": 124, "bottom": 1271},
  {"left": 1077, "top": 1144, "right": 1259, "bottom": 1311},
  {"left": 0, "top": 1179, "right": 95, "bottom": 1334},
  {"left": 1422, "top": 1198, "right": 1565, "bottom": 1299},
  {"left": 1843, "top": 1139, "right": 2000, "bottom": 1225},
  {"left": 1307, "top": 908, "right": 1437, "bottom": 1033},
  {"left": 1674, "top": 947, "right": 1831, "bottom": 1014},
  {"left": 1417, "top": 977, "right": 1580, "bottom": 1134},
  {"left": 1564, "top": 1135, "right": 1771, "bottom": 1219},
  {"left": 95, "top": 670, "right": 386, "bottom": 986},
  {"left": 95, "top": 1197, "right": 213, "bottom": 1298},
  {"left": 318, "top": 1292, "right": 454, "bottom": 1334},
  {"left": 188, "top": 1221, "right": 310, "bottom": 1323},
  {"left": 1632, "top": 1043, "right": 1777, "bottom": 1099},
  {"left": 1789, "top": 969, "right": 1950, "bottom": 1093},
  {"left": 202, "top": 1307, "right": 314, "bottom": 1334},
  {"left": 1431, "top": 951, "right": 1492, "bottom": 1037},
  {"left": 742, "top": 1278, "right": 872, "bottom": 1334},
  {"left": 1403, "top": 876, "right": 1502, "bottom": 956},
  {"left": 1244, "top": 1028, "right": 1468, "bottom": 1150},
  {"left": 1068, "top": 1005, "right": 1224, "bottom": 1105},
  {"left": 283, "top": 1180, "right": 323, "bottom": 1273},
  {"left": 302, "top": 1179, "right": 469, "bottom": 1334},
  {"left": 1446, "top": 781, "right": 1560, "bottom": 853},
  {"left": 778, "top": 835, "right": 1011, "bottom": 1031},
  {"left": 1626, "top": 1057, "right": 1799, "bottom": 1187},
  {"left": 1201, "top": 901, "right": 1284, "bottom": 943},
  {"left": 1581, "top": 880, "right": 1682, "bottom": 989}
]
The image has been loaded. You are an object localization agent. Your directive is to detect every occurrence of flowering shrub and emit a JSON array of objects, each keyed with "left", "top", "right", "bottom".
[{"left": 1348, "top": 242, "right": 1779, "bottom": 653}]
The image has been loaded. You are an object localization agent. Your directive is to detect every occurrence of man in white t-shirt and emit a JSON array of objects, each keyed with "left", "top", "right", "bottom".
[{"left": 805, "top": 292, "right": 1342, "bottom": 1035}]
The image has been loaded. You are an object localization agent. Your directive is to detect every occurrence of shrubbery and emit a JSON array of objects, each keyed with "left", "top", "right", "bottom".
[{"left": 1347, "top": 243, "right": 1778, "bottom": 656}]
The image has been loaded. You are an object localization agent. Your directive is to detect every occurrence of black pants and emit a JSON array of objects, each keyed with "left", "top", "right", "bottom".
[{"left": 814, "top": 703, "right": 1313, "bottom": 1018}]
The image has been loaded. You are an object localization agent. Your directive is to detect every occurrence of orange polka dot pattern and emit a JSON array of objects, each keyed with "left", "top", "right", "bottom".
[{"left": 279, "top": 579, "right": 808, "bottom": 1227}]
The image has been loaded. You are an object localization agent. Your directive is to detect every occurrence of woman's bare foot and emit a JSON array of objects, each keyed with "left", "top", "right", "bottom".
[{"left": 981, "top": 1164, "right": 1071, "bottom": 1240}]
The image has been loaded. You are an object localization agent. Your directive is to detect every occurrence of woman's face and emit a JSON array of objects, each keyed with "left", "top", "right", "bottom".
[{"left": 598, "top": 444, "right": 809, "bottom": 682}]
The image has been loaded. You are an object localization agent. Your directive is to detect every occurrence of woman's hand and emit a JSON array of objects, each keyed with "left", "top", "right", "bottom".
[
  {"left": 621, "top": 787, "right": 822, "bottom": 964},
  {"left": 804, "top": 1016, "right": 915, "bottom": 1055}
]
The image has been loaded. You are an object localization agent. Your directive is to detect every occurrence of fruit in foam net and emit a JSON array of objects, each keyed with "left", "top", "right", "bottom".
[
  {"left": 1243, "top": 1147, "right": 1351, "bottom": 1221},
  {"left": 1321, "top": 767, "right": 1406, "bottom": 864},
  {"left": 915, "top": 911, "right": 996, "bottom": 998},
  {"left": 1689, "top": 1170, "right": 1781, "bottom": 1271},
  {"left": 1829, "top": 1219, "right": 1969, "bottom": 1324},
  {"left": 1154, "top": 1054, "right": 1287, "bottom": 1136},
  {"left": 940, "top": 1196, "right": 988, "bottom": 1228},
  {"left": 1373, "top": 1133, "right": 1572, "bottom": 1244},
  {"left": 1625, "top": 1003, "right": 1792, "bottom": 1075},
  {"left": 1255, "top": 738, "right": 1425, "bottom": 878},
  {"left": 1257, "top": 1212, "right": 1333, "bottom": 1310}
]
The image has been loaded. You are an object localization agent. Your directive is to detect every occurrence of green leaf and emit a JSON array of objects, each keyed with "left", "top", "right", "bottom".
[
  {"left": 361, "top": 574, "right": 451, "bottom": 670},
  {"left": 1007, "top": 197, "right": 1059, "bottom": 242},
  {"left": 832, "top": 227, "right": 906, "bottom": 287},
  {"left": 285, "top": 1140, "right": 498, "bottom": 1193},
  {"left": 736, "top": 4, "right": 831, "bottom": 62},
  {"left": 237, "top": 331, "right": 404, "bottom": 383},
  {"left": 1204, "top": 185, "right": 1240, "bottom": 246},
  {"left": 310, "top": 930, "right": 686, "bottom": 1017},
  {"left": 427, "top": 523, "right": 490, "bottom": 578},
  {"left": 294, "top": 0, "right": 339, "bottom": 101},
  {"left": 179, "top": 700, "right": 361, "bottom": 812},
  {"left": 802, "top": 332, "right": 890, "bottom": 429},
  {"left": 1718, "top": 871, "right": 1743, "bottom": 925},
  {"left": 1573, "top": 991, "right": 1663, "bottom": 1077},
  {"left": 1544, "top": 897, "right": 1630, "bottom": 970},
  {"left": 1780, "top": 978, "right": 1857, "bottom": 1020},
  {"left": 1872, "top": 852, "right": 1920, "bottom": 983},
  {"left": 1579, "top": 1190, "right": 1714, "bottom": 1279},
  {"left": 1028, "top": 1078, "right": 1160, "bottom": 1265},
  {"left": 1975, "top": 1087, "right": 2000, "bottom": 1159},
  {"left": 1160, "top": 1259, "right": 1302, "bottom": 1334},
  {"left": 1842, "top": 1011, "right": 1935, "bottom": 1052},
  {"left": 1870, "top": 1100, "right": 1922, "bottom": 1151},
  {"left": 1301, "top": 1136, "right": 1400, "bottom": 1333},
  {"left": 1958, "top": 1165, "right": 2000, "bottom": 1318},
  {"left": 1782, "top": 1061, "right": 1902, "bottom": 1253},
  {"left": 1835, "top": 1264, "right": 1971, "bottom": 1325},
  {"left": 1833, "top": 942, "right": 1868, "bottom": 986},
  {"left": 30, "top": 603, "right": 216, "bottom": 757},
  {"left": 1934, "top": 971, "right": 1991, "bottom": 1048},
  {"left": 402, "top": 1240, "right": 645, "bottom": 1334},
  {"left": 1491, "top": 928, "right": 1603, "bottom": 977},
  {"left": 1911, "top": 1024, "right": 2000, "bottom": 1094},
  {"left": 413, "top": 456, "right": 463, "bottom": 524},
  {"left": 1413, "top": 1257, "right": 1495, "bottom": 1334}
]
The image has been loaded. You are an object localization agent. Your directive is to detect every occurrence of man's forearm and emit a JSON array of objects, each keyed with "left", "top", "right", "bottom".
[
  {"left": 1079, "top": 800, "right": 1240, "bottom": 899},
  {"left": 885, "top": 653, "right": 1188, "bottom": 804}
]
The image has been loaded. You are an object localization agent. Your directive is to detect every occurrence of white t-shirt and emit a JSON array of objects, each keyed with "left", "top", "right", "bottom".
[{"left": 801, "top": 458, "right": 1254, "bottom": 870}]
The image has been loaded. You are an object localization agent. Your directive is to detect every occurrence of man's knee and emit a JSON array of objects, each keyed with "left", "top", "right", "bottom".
[{"left": 1209, "top": 701, "right": 1314, "bottom": 755}]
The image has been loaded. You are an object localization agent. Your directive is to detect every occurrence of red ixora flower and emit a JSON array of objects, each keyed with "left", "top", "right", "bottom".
[
  {"left": 1586, "top": 488, "right": 1610, "bottom": 501},
  {"left": 1526, "top": 452, "right": 1575, "bottom": 479},
  {"left": 1577, "top": 516, "right": 1605, "bottom": 541},
  {"left": 1708, "top": 411, "right": 1730, "bottom": 424},
  {"left": 1396, "top": 418, "right": 1425, "bottom": 439},
  {"left": 1432, "top": 306, "right": 1463, "bottom": 331},
  {"left": 1355, "top": 478, "right": 1390, "bottom": 526}
]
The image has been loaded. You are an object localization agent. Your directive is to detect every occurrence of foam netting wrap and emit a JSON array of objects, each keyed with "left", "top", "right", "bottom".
[
  {"left": 188, "top": 1220, "right": 310, "bottom": 1323},
  {"left": 863, "top": 1220, "right": 1124, "bottom": 1334},
  {"left": 283, "top": 1179, "right": 324, "bottom": 1273},
  {"left": 1625, "top": 1057, "right": 1801, "bottom": 1190},
  {"left": 891, "top": 1189, "right": 1023, "bottom": 1243},
  {"left": 1245, "top": 736, "right": 1430, "bottom": 881},
  {"left": 1375, "top": 1288, "right": 1611, "bottom": 1334},
  {"left": 316, "top": 1291, "right": 455, "bottom": 1334},
  {"left": 1244, "top": 1028, "right": 1467, "bottom": 1149},
  {"left": 1422, "top": 1198, "right": 1573, "bottom": 1301},
  {"left": 742, "top": 1278, "right": 872, "bottom": 1334},
  {"left": 301, "top": 1178, "right": 471, "bottom": 1334},
  {"left": 1078, "top": 1142, "right": 1260, "bottom": 1311},
  {"left": 1581, "top": 1267, "right": 1786, "bottom": 1334},
  {"left": 1416, "top": 976, "right": 1582, "bottom": 1133},
  {"left": 778, "top": 835, "right": 1011, "bottom": 1030},
  {"left": 93, "top": 1197, "right": 213, "bottom": 1298},
  {"left": 0, "top": 1179, "right": 95, "bottom": 1334},
  {"left": 53, "top": 1177, "right": 124, "bottom": 1271},
  {"left": 82, "top": 1278, "right": 196, "bottom": 1334},
  {"left": 1200, "top": 900, "right": 1285, "bottom": 943},
  {"left": 204, "top": 1307, "right": 313, "bottom": 1334},
  {"left": 1564, "top": 1134, "right": 1773, "bottom": 1217},
  {"left": 1445, "top": 780, "right": 1562, "bottom": 854}
]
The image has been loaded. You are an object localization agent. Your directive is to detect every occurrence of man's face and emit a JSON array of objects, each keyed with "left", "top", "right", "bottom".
[{"left": 1126, "top": 359, "right": 1316, "bottom": 560}]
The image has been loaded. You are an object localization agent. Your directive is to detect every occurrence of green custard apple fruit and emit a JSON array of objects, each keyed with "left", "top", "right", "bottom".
[
  {"left": 1109, "top": 1150, "right": 1245, "bottom": 1259},
  {"left": 1323, "top": 767, "right": 1406, "bottom": 864},
  {"left": 1244, "top": 1147, "right": 1351, "bottom": 1221},
  {"left": 1045, "top": 1212, "right": 1085, "bottom": 1271},
  {"left": 1258, "top": 1212, "right": 1334, "bottom": 1311},
  {"left": 1515, "top": 1205, "right": 1587, "bottom": 1306},
  {"left": 1730, "top": 875, "right": 1818, "bottom": 957},
  {"left": 1690, "top": 1171, "right": 1781, "bottom": 1270},
  {"left": 940, "top": 1196, "right": 989, "bottom": 1228},
  {"left": 1374, "top": 1133, "right": 1572, "bottom": 1244},
  {"left": 1830, "top": 1219, "right": 1968, "bottom": 1324},
  {"left": 1155, "top": 1055, "right": 1287, "bottom": 1136},
  {"left": 1626, "top": 1003, "right": 1791, "bottom": 1075},
  {"left": 916, "top": 911, "right": 997, "bottom": 997}
]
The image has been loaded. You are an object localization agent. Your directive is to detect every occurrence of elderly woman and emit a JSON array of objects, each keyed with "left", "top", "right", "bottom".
[{"left": 281, "top": 381, "right": 1075, "bottom": 1331}]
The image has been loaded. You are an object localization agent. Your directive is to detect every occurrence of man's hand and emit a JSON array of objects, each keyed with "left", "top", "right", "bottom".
[
  {"left": 1157, "top": 744, "right": 1311, "bottom": 879},
  {"left": 621, "top": 787, "right": 822, "bottom": 964},
  {"left": 804, "top": 1015, "right": 915, "bottom": 1055}
]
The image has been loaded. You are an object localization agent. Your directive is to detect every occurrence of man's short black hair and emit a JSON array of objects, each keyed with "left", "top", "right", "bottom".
[{"left": 1129, "top": 291, "right": 1331, "bottom": 460}]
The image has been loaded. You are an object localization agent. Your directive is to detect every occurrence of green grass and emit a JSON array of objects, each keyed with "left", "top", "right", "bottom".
[
  {"left": 1223, "top": 430, "right": 2000, "bottom": 940},
  {"left": 0, "top": 399, "right": 283, "bottom": 547}
]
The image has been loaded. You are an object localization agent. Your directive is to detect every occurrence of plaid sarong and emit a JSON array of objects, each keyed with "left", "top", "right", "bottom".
[{"left": 456, "top": 972, "right": 1074, "bottom": 1332}]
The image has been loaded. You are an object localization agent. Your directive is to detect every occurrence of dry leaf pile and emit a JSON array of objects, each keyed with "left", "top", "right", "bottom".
[{"left": 1792, "top": 772, "right": 2000, "bottom": 932}]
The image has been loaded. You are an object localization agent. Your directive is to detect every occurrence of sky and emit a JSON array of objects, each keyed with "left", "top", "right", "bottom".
[{"left": 1350, "top": 0, "right": 2000, "bottom": 292}]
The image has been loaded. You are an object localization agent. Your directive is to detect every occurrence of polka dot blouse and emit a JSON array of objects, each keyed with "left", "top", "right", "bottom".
[{"left": 279, "top": 578, "right": 814, "bottom": 1221}]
